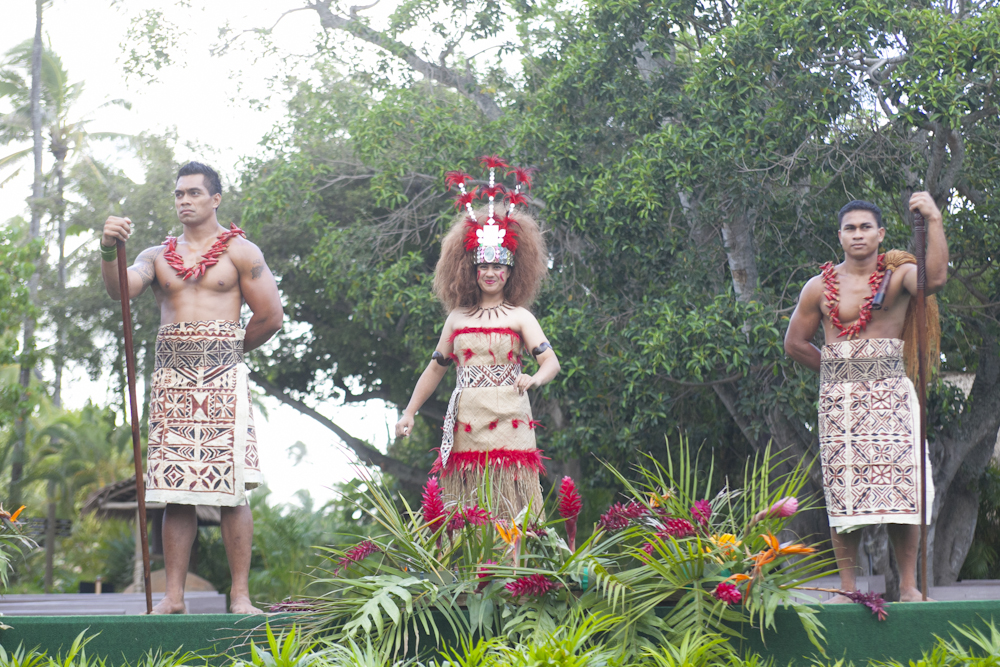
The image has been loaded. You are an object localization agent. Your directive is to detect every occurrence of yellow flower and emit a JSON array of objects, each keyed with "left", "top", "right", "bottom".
[
  {"left": 710, "top": 533, "right": 741, "bottom": 555},
  {"left": 495, "top": 521, "right": 521, "bottom": 546}
]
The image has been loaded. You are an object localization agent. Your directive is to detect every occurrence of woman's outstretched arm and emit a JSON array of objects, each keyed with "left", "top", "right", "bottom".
[{"left": 395, "top": 313, "right": 457, "bottom": 437}]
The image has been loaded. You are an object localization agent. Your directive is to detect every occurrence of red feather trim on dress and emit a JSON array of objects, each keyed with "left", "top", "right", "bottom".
[{"left": 431, "top": 449, "right": 547, "bottom": 475}]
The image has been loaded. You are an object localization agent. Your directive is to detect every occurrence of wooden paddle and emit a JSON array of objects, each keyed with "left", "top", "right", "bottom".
[{"left": 910, "top": 207, "right": 929, "bottom": 602}]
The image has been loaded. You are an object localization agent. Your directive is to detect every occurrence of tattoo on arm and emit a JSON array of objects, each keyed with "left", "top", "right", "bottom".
[
  {"left": 251, "top": 258, "right": 264, "bottom": 280},
  {"left": 134, "top": 258, "right": 155, "bottom": 287},
  {"left": 131, "top": 248, "right": 161, "bottom": 289}
]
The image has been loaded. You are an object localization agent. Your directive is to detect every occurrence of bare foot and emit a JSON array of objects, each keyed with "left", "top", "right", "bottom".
[
  {"left": 899, "top": 587, "right": 935, "bottom": 602},
  {"left": 151, "top": 597, "right": 187, "bottom": 614},
  {"left": 824, "top": 593, "right": 855, "bottom": 604},
  {"left": 230, "top": 595, "right": 262, "bottom": 614}
]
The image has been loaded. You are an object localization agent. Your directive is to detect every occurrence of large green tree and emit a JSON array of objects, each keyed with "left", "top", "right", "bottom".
[{"left": 122, "top": 0, "right": 1000, "bottom": 586}]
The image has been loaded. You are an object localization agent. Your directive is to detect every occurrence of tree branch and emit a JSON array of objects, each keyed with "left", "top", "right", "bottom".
[
  {"left": 248, "top": 369, "right": 428, "bottom": 491},
  {"left": 310, "top": 0, "right": 504, "bottom": 121}
]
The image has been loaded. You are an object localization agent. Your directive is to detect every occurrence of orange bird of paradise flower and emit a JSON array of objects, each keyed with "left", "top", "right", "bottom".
[
  {"left": 495, "top": 521, "right": 522, "bottom": 546},
  {"left": 763, "top": 532, "right": 816, "bottom": 556},
  {"left": 0, "top": 505, "right": 25, "bottom": 523}
]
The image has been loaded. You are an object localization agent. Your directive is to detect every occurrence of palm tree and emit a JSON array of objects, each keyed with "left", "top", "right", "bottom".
[
  {"left": 16, "top": 402, "right": 134, "bottom": 591},
  {"left": 0, "top": 41, "right": 130, "bottom": 411}
]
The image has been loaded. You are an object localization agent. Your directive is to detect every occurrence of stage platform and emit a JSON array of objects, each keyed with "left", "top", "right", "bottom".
[
  {"left": 0, "top": 592, "right": 227, "bottom": 615},
  {"left": 1, "top": 601, "right": 999, "bottom": 665}
]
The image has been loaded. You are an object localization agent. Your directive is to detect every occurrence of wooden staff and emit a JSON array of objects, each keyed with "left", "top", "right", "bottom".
[
  {"left": 911, "top": 207, "right": 929, "bottom": 601},
  {"left": 116, "top": 239, "right": 153, "bottom": 614}
]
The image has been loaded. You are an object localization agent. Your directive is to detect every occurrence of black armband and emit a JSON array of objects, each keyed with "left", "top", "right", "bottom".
[
  {"left": 531, "top": 342, "right": 553, "bottom": 357},
  {"left": 432, "top": 351, "right": 452, "bottom": 366}
]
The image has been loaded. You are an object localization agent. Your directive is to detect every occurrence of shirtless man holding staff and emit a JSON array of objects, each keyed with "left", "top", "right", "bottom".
[
  {"left": 100, "top": 161, "right": 283, "bottom": 614},
  {"left": 784, "top": 193, "right": 947, "bottom": 602}
]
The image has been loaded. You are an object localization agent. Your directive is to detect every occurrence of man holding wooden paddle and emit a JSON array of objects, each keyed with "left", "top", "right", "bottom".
[
  {"left": 785, "top": 193, "right": 948, "bottom": 603},
  {"left": 100, "top": 162, "right": 283, "bottom": 614}
]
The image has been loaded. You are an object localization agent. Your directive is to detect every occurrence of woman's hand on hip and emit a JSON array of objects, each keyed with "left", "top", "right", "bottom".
[{"left": 515, "top": 373, "right": 538, "bottom": 395}]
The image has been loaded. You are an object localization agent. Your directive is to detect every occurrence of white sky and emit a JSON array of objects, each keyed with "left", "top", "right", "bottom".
[{"left": 0, "top": 0, "right": 401, "bottom": 507}]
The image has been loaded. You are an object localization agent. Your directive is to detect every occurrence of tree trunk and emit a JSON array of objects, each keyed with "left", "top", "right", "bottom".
[
  {"left": 52, "top": 140, "right": 68, "bottom": 408},
  {"left": 721, "top": 210, "right": 758, "bottom": 302},
  {"left": 11, "top": 0, "right": 46, "bottom": 505},
  {"left": 929, "top": 322, "right": 1000, "bottom": 584},
  {"left": 44, "top": 480, "right": 56, "bottom": 593}
]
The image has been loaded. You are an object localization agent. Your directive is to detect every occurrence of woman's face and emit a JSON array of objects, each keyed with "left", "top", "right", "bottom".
[{"left": 476, "top": 263, "right": 508, "bottom": 296}]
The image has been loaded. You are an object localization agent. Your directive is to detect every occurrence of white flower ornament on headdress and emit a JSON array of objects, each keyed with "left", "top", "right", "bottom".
[{"left": 444, "top": 155, "right": 536, "bottom": 267}]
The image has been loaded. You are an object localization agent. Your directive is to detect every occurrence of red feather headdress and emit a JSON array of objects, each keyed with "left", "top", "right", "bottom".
[{"left": 446, "top": 156, "right": 535, "bottom": 266}]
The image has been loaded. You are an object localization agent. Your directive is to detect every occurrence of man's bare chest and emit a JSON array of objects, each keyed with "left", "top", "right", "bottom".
[{"left": 153, "top": 252, "right": 240, "bottom": 296}]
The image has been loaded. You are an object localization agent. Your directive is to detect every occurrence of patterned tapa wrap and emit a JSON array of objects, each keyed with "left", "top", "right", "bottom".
[
  {"left": 433, "top": 328, "right": 545, "bottom": 519},
  {"left": 145, "top": 320, "right": 261, "bottom": 506},
  {"left": 819, "top": 338, "right": 933, "bottom": 533}
]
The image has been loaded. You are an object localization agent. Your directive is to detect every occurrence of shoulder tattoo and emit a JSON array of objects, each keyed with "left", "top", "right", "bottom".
[
  {"left": 133, "top": 249, "right": 160, "bottom": 287},
  {"left": 251, "top": 258, "right": 264, "bottom": 280}
]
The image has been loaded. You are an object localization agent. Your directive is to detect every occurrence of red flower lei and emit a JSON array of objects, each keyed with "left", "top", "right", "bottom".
[
  {"left": 820, "top": 254, "right": 886, "bottom": 339},
  {"left": 162, "top": 223, "right": 246, "bottom": 280}
]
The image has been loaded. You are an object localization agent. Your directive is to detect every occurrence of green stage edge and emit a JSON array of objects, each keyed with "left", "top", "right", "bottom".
[
  {"left": 0, "top": 614, "right": 275, "bottom": 665},
  {"left": 2, "top": 601, "right": 998, "bottom": 665}
]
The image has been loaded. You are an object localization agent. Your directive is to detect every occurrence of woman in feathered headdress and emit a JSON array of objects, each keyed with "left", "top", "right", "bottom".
[{"left": 394, "top": 157, "right": 559, "bottom": 520}]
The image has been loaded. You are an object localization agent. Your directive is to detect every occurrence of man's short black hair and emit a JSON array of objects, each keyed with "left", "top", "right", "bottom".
[
  {"left": 838, "top": 200, "right": 882, "bottom": 228},
  {"left": 176, "top": 161, "right": 222, "bottom": 197}
]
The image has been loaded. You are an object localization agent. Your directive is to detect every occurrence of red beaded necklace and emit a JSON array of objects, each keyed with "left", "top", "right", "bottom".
[
  {"left": 163, "top": 223, "right": 246, "bottom": 280},
  {"left": 820, "top": 253, "right": 886, "bottom": 339}
]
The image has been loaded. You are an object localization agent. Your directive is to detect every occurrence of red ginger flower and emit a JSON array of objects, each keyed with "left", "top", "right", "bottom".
[
  {"left": 505, "top": 574, "right": 561, "bottom": 599},
  {"left": 463, "top": 505, "right": 491, "bottom": 526},
  {"left": 448, "top": 512, "right": 466, "bottom": 533},
  {"left": 506, "top": 166, "right": 536, "bottom": 189},
  {"left": 623, "top": 501, "right": 649, "bottom": 520},
  {"left": 445, "top": 171, "right": 473, "bottom": 189},
  {"left": 479, "top": 155, "right": 508, "bottom": 169},
  {"left": 661, "top": 518, "right": 696, "bottom": 538},
  {"left": 598, "top": 503, "right": 631, "bottom": 532},
  {"left": 713, "top": 582, "right": 743, "bottom": 605},
  {"left": 558, "top": 477, "right": 582, "bottom": 519},
  {"left": 771, "top": 496, "right": 799, "bottom": 517},
  {"left": 559, "top": 476, "right": 582, "bottom": 551},
  {"left": 335, "top": 540, "right": 382, "bottom": 575},
  {"left": 691, "top": 499, "right": 711, "bottom": 526},
  {"left": 476, "top": 560, "right": 497, "bottom": 592},
  {"left": 422, "top": 477, "right": 445, "bottom": 531}
]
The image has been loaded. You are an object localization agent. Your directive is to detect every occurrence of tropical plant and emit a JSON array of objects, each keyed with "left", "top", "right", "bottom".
[
  {"left": 0, "top": 641, "right": 48, "bottom": 667},
  {"left": 289, "top": 439, "right": 832, "bottom": 662},
  {"left": 0, "top": 504, "right": 32, "bottom": 592}
]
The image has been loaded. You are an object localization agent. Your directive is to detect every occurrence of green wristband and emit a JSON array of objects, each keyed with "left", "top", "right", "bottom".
[{"left": 100, "top": 243, "right": 118, "bottom": 262}]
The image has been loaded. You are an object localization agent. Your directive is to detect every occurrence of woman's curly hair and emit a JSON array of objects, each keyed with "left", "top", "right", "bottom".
[{"left": 433, "top": 206, "right": 548, "bottom": 313}]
